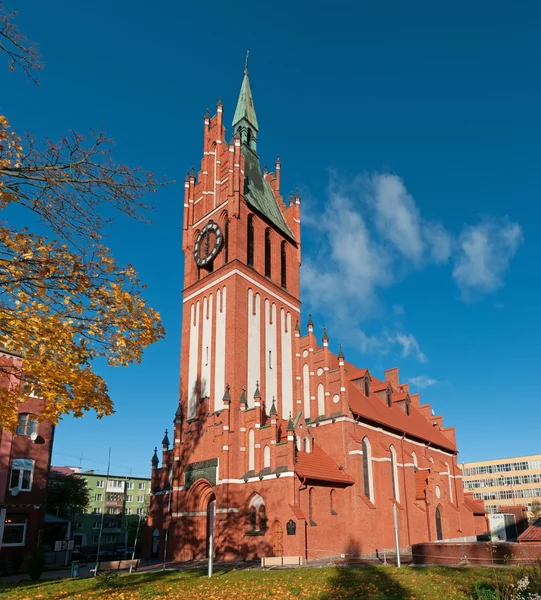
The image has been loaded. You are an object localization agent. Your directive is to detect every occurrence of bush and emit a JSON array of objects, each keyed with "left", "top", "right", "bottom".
[
  {"left": 470, "top": 581, "right": 499, "bottom": 600},
  {"left": 27, "top": 546, "right": 45, "bottom": 581},
  {"left": 95, "top": 570, "right": 121, "bottom": 589}
]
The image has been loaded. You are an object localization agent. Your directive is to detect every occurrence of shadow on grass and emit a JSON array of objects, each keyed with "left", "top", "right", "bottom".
[{"left": 317, "top": 540, "right": 412, "bottom": 600}]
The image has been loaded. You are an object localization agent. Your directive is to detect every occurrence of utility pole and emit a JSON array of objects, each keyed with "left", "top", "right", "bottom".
[
  {"left": 393, "top": 503, "right": 401, "bottom": 568},
  {"left": 94, "top": 447, "right": 111, "bottom": 576},
  {"left": 208, "top": 501, "right": 215, "bottom": 578}
]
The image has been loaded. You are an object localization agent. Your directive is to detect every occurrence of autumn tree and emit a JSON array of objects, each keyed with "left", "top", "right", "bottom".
[
  {"left": 0, "top": 3, "right": 166, "bottom": 429},
  {"left": 46, "top": 471, "right": 90, "bottom": 520}
]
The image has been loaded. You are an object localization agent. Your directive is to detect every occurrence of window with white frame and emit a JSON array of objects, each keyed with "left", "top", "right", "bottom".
[
  {"left": 2, "top": 515, "right": 27, "bottom": 547},
  {"left": 10, "top": 459, "right": 34, "bottom": 491},
  {"left": 390, "top": 445, "right": 400, "bottom": 502},
  {"left": 138, "top": 483, "right": 145, "bottom": 490},
  {"left": 128, "top": 482, "right": 134, "bottom": 490},
  {"left": 96, "top": 480, "right": 104, "bottom": 488},
  {"left": 137, "top": 495, "right": 144, "bottom": 503},
  {"left": 136, "top": 508, "right": 143, "bottom": 515},
  {"left": 126, "top": 508, "right": 132, "bottom": 515},
  {"left": 126, "top": 495, "right": 133, "bottom": 502},
  {"left": 95, "top": 493, "right": 102, "bottom": 502},
  {"left": 92, "top": 521, "right": 100, "bottom": 529},
  {"left": 16, "top": 414, "right": 38, "bottom": 437},
  {"left": 93, "top": 507, "right": 101, "bottom": 514}
]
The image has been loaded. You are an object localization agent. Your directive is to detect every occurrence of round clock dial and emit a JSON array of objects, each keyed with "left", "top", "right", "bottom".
[{"left": 193, "top": 220, "right": 224, "bottom": 267}]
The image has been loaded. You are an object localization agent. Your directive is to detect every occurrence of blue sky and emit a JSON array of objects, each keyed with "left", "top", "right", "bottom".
[{"left": 3, "top": 0, "right": 540, "bottom": 475}]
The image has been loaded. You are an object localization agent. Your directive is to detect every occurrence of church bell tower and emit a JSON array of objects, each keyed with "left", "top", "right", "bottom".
[{"left": 179, "top": 58, "right": 302, "bottom": 432}]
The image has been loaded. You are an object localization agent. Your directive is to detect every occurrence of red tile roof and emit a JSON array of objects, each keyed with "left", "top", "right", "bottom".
[
  {"left": 295, "top": 445, "right": 354, "bottom": 484},
  {"left": 518, "top": 518, "right": 541, "bottom": 542},
  {"left": 50, "top": 466, "right": 77, "bottom": 477},
  {"left": 371, "top": 381, "right": 390, "bottom": 392},
  {"left": 347, "top": 381, "right": 456, "bottom": 452}
]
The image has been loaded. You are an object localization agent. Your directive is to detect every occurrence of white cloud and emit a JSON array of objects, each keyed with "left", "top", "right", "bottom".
[
  {"left": 389, "top": 332, "right": 428, "bottom": 363},
  {"left": 452, "top": 218, "right": 523, "bottom": 297},
  {"left": 408, "top": 375, "right": 438, "bottom": 389}
]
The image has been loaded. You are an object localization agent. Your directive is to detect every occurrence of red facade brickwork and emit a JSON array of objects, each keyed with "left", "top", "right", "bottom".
[
  {"left": 0, "top": 350, "right": 54, "bottom": 565},
  {"left": 146, "top": 69, "right": 482, "bottom": 562}
]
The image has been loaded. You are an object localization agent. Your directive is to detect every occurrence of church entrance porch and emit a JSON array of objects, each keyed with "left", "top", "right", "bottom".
[{"left": 185, "top": 479, "right": 216, "bottom": 560}]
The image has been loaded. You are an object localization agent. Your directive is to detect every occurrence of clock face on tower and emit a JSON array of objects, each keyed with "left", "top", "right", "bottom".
[{"left": 193, "top": 220, "right": 224, "bottom": 267}]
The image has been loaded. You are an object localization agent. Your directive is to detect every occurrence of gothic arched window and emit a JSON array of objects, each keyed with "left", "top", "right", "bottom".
[
  {"left": 309, "top": 488, "right": 316, "bottom": 526},
  {"left": 265, "top": 229, "right": 271, "bottom": 278},
  {"left": 390, "top": 445, "right": 400, "bottom": 502},
  {"left": 362, "top": 437, "right": 373, "bottom": 502},
  {"left": 224, "top": 218, "right": 229, "bottom": 264},
  {"left": 247, "top": 215, "right": 254, "bottom": 268},
  {"left": 435, "top": 506, "right": 443, "bottom": 541},
  {"left": 248, "top": 429, "right": 255, "bottom": 472},
  {"left": 263, "top": 445, "right": 271, "bottom": 468},
  {"left": 281, "top": 241, "right": 287, "bottom": 289}
]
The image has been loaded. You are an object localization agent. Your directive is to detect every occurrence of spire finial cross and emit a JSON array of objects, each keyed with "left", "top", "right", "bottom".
[{"left": 245, "top": 50, "right": 250, "bottom": 75}]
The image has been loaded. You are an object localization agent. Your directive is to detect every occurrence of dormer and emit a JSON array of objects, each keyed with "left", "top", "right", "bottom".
[
  {"left": 393, "top": 392, "right": 411, "bottom": 416},
  {"left": 362, "top": 372, "right": 370, "bottom": 397},
  {"left": 371, "top": 381, "right": 393, "bottom": 407}
]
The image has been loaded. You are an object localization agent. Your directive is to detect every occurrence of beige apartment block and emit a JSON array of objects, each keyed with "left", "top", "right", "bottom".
[{"left": 461, "top": 454, "right": 541, "bottom": 516}]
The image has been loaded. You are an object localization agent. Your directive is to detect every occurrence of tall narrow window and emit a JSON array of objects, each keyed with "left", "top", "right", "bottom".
[
  {"left": 309, "top": 488, "right": 316, "bottom": 526},
  {"left": 412, "top": 452, "right": 418, "bottom": 472},
  {"left": 281, "top": 241, "right": 287, "bottom": 288},
  {"left": 247, "top": 215, "right": 254, "bottom": 267},
  {"left": 362, "top": 437, "right": 373, "bottom": 502},
  {"left": 446, "top": 462, "right": 453, "bottom": 503},
  {"left": 264, "top": 445, "right": 270, "bottom": 468},
  {"left": 268, "top": 350, "right": 272, "bottom": 369},
  {"left": 390, "top": 445, "right": 400, "bottom": 502},
  {"left": 265, "top": 229, "right": 271, "bottom": 278},
  {"left": 10, "top": 459, "right": 34, "bottom": 491},
  {"left": 435, "top": 506, "right": 443, "bottom": 541},
  {"left": 224, "top": 218, "right": 229, "bottom": 264}
]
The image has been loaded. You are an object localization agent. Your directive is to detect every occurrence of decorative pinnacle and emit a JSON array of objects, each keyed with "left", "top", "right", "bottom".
[
  {"left": 276, "top": 155, "right": 281, "bottom": 165},
  {"left": 175, "top": 403, "right": 183, "bottom": 420},
  {"left": 245, "top": 50, "right": 250, "bottom": 74},
  {"left": 184, "top": 170, "right": 190, "bottom": 182},
  {"left": 338, "top": 344, "right": 344, "bottom": 359},
  {"left": 294, "top": 319, "right": 300, "bottom": 332},
  {"left": 239, "top": 387, "right": 247, "bottom": 404},
  {"left": 151, "top": 447, "right": 159, "bottom": 467},
  {"left": 295, "top": 187, "right": 300, "bottom": 198},
  {"left": 162, "top": 429, "right": 170, "bottom": 448},
  {"left": 205, "top": 107, "right": 210, "bottom": 119},
  {"left": 307, "top": 313, "right": 314, "bottom": 328},
  {"left": 253, "top": 381, "right": 261, "bottom": 399},
  {"left": 190, "top": 166, "right": 195, "bottom": 177},
  {"left": 322, "top": 326, "right": 329, "bottom": 342},
  {"left": 223, "top": 383, "right": 231, "bottom": 402},
  {"left": 287, "top": 412, "right": 295, "bottom": 431},
  {"left": 217, "top": 96, "right": 223, "bottom": 106},
  {"left": 269, "top": 397, "right": 277, "bottom": 416}
]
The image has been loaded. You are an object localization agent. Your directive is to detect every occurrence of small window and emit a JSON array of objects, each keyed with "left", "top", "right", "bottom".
[
  {"left": 1, "top": 515, "right": 27, "bottom": 547},
  {"left": 128, "top": 482, "right": 134, "bottom": 490},
  {"left": 304, "top": 437, "right": 311, "bottom": 453},
  {"left": 95, "top": 493, "right": 102, "bottom": 502},
  {"left": 268, "top": 350, "right": 272, "bottom": 369},
  {"left": 205, "top": 346, "right": 209, "bottom": 366},
  {"left": 364, "top": 377, "right": 370, "bottom": 397},
  {"left": 96, "top": 480, "right": 104, "bottom": 488},
  {"left": 247, "top": 215, "right": 254, "bottom": 267},
  {"left": 10, "top": 459, "right": 34, "bottom": 491},
  {"left": 126, "top": 495, "right": 133, "bottom": 502},
  {"left": 138, "top": 483, "right": 145, "bottom": 490},
  {"left": 93, "top": 507, "right": 101, "bottom": 514},
  {"left": 386, "top": 390, "right": 392, "bottom": 407},
  {"left": 16, "top": 414, "right": 38, "bottom": 437},
  {"left": 92, "top": 521, "right": 100, "bottom": 529},
  {"left": 265, "top": 229, "right": 271, "bottom": 278},
  {"left": 137, "top": 495, "right": 144, "bottom": 503},
  {"left": 362, "top": 437, "right": 374, "bottom": 503},
  {"left": 435, "top": 506, "right": 443, "bottom": 541},
  {"left": 281, "top": 241, "right": 287, "bottom": 288},
  {"left": 136, "top": 508, "right": 144, "bottom": 515}
]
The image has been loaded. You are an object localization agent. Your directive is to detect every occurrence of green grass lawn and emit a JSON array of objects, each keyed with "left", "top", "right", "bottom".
[{"left": 0, "top": 565, "right": 528, "bottom": 600}]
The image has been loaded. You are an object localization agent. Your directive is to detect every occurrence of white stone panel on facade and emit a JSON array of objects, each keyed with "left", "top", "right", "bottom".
[
  {"left": 214, "top": 287, "right": 227, "bottom": 411},
  {"left": 188, "top": 301, "right": 200, "bottom": 420},
  {"left": 317, "top": 383, "right": 325, "bottom": 417},
  {"left": 303, "top": 363, "right": 310, "bottom": 419},
  {"left": 247, "top": 290, "right": 260, "bottom": 407},
  {"left": 280, "top": 309, "right": 293, "bottom": 419},
  {"left": 200, "top": 294, "right": 213, "bottom": 401},
  {"left": 265, "top": 300, "right": 277, "bottom": 415}
]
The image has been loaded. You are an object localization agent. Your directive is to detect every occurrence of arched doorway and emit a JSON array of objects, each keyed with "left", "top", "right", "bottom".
[
  {"left": 151, "top": 528, "right": 160, "bottom": 558},
  {"left": 272, "top": 521, "right": 283, "bottom": 557},
  {"left": 435, "top": 506, "right": 443, "bottom": 541},
  {"left": 186, "top": 479, "right": 216, "bottom": 559}
]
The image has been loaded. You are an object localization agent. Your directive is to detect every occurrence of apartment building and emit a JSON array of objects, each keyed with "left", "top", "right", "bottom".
[{"left": 461, "top": 454, "right": 541, "bottom": 517}]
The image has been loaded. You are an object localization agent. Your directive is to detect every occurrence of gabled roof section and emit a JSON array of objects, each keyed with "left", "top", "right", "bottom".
[
  {"left": 347, "top": 381, "right": 456, "bottom": 452},
  {"left": 296, "top": 445, "right": 354, "bottom": 484},
  {"left": 243, "top": 149, "right": 295, "bottom": 240},
  {"left": 464, "top": 493, "right": 487, "bottom": 516}
]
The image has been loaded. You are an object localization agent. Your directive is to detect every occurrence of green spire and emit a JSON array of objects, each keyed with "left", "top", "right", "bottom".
[{"left": 232, "top": 51, "right": 259, "bottom": 136}]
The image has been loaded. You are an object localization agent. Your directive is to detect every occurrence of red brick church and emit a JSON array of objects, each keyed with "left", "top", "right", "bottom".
[{"left": 146, "top": 63, "right": 484, "bottom": 562}]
